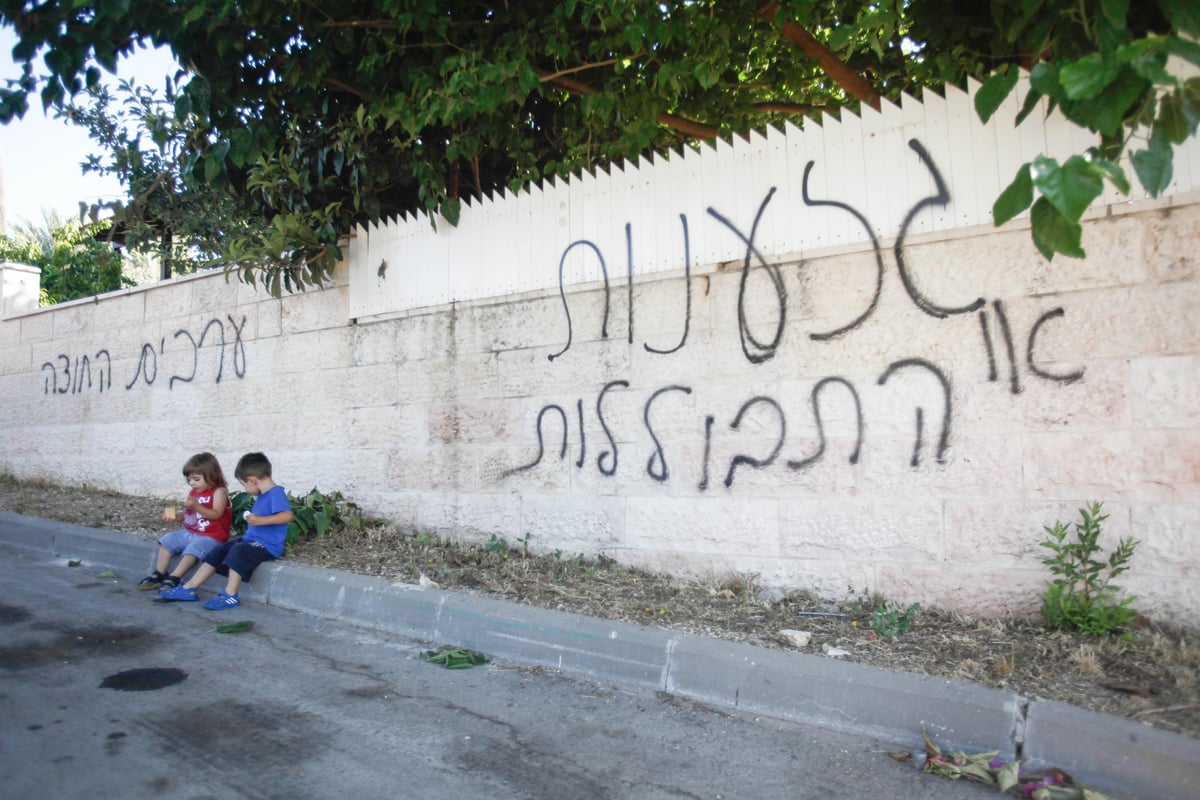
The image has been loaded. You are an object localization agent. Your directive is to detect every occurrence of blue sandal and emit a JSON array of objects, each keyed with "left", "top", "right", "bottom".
[
  {"left": 159, "top": 584, "right": 198, "bottom": 602},
  {"left": 203, "top": 591, "right": 240, "bottom": 610}
]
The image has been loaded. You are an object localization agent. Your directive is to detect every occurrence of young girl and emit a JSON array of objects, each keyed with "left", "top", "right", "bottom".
[{"left": 137, "top": 452, "right": 233, "bottom": 590}]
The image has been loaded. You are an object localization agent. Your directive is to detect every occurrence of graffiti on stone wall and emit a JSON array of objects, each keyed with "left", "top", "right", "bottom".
[
  {"left": 503, "top": 138, "right": 1086, "bottom": 487},
  {"left": 40, "top": 315, "right": 247, "bottom": 395}
]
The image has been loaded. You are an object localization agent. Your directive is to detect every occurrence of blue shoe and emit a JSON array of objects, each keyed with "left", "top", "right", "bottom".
[
  {"left": 159, "top": 584, "right": 198, "bottom": 602},
  {"left": 203, "top": 591, "right": 240, "bottom": 610}
]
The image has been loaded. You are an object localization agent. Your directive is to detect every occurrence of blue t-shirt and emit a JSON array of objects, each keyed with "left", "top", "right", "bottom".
[{"left": 246, "top": 485, "right": 291, "bottom": 558}]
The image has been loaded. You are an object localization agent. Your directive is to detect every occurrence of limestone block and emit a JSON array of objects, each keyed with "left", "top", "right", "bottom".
[
  {"left": 346, "top": 404, "right": 428, "bottom": 449},
  {"left": 625, "top": 495, "right": 779, "bottom": 557},
  {"left": 1131, "top": 354, "right": 1200, "bottom": 429},
  {"left": 1121, "top": 572, "right": 1200, "bottom": 628},
  {"left": 628, "top": 271, "right": 716, "bottom": 348},
  {"left": 1130, "top": 502, "right": 1200, "bottom": 578},
  {"left": 1044, "top": 282, "right": 1200, "bottom": 360},
  {"left": 942, "top": 499, "right": 1121, "bottom": 568},
  {"left": 1144, "top": 204, "right": 1199, "bottom": 282},
  {"left": 186, "top": 272, "right": 242, "bottom": 314},
  {"left": 779, "top": 497, "right": 944, "bottom": 561},
  {"left": 350, "top": 321, "right": 399, "bottom": 366},
  {"left": 480, "top": 441, "right": 573, "bottom": 494},
  {"left": 518, "top": 493, "right": 626, "bottom": 554},
  {"left": 472, "top": 294, "right": 573, "bottom": 353},
  {"left": 0, "top": 343, "right": 31, "bottom": 377},
  {"left": 92, "top": 292, "right": 146, "bottom": 333},
  {"left": 349, "top": 490, "right": 418, "bottom": 530},
  {"left": 415, "top": 491, "right": 520, "bottom": 543},
  {"left": 143, "top": 283, "right": 195, "bottom": 322},
  {"left": 427, "top": 400, "right": 512, "bottom": 445},
  {"left": 1033, "top": 212, "right": 1150, "bottom": 293},
  {"left": 875, "top": 564, "right": 1044, "bottom": 617},
  {"left": 280, "top": 282, "right": 349, "bottom": 333},
  {"left": 17, "top": 311, "right": 53, "bottom": 343},
  {"left": 271, "top": 328, "right": 353, "bottom": 374},
  {"left": 392, "top": 310, "right": 454, "bottom": 363},
  {"left": 855, "top": 432, "right": 1023, "bottom": 497},
  {"left": 1023, "top": 431, "right": 1136, "bottom": 500},
  {"left": 49, "top": 303, "right": 95, "bottom": 340},
  {"left": 389, "top": 445, "right": 481, "bottom": 493}
]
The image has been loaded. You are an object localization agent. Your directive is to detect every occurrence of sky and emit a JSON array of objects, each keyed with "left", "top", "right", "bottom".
[{"left": 0, "top": 26, "right": 179, "bottom": 232}]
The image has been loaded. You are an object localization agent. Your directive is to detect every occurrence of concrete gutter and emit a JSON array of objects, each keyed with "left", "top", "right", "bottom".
[{"left": 2, "top": 510, "right": 1195, "bottom": 800}]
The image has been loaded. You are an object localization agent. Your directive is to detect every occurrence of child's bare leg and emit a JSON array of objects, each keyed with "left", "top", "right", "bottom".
[
  {"left": 224, "top": 572, "right": 244, "bottom": 596},
  {"left": 169, "top": 555, "right": 197, "bottom": 578},
  {"left": 182, "top": 562, "right": 218, "bottom": 590},
  {"left": 154, "top": 545, "right": 173, "bottom": 574}
]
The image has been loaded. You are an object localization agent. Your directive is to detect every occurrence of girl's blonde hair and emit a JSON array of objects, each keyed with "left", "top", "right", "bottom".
[{"left": 181, "top": 452, "right": 228, "bottom": 489}]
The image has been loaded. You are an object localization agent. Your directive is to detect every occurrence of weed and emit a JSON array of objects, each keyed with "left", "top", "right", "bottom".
[
  {"left": 484, "top": 534, "right": 509, "bottom": 554},
  {"left": 1040, "top": 501, "right": 1139, "bottom": 637},
  {"left": 231, "top": 487, "right": 368, "bottom": 549},
  {"left": 870, "top": 600, "right": 921, "bottom": 637}
]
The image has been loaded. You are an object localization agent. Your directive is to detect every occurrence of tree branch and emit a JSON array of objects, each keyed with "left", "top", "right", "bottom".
[{"left": 758, "top": 3, "right": 880, "bottom": 110}]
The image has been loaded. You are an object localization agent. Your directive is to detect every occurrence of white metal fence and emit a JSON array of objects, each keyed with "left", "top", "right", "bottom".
[{"left": 348, "top": 74, "right": 1200, "bottom": 319}]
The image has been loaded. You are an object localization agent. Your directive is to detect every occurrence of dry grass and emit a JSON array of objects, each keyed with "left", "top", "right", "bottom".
[{"left": 2, "top": 473, "right": 1198, "bottom": 740}]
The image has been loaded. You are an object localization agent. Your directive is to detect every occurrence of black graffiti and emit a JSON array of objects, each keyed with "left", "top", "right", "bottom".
[
  {"left": 548, "top": 240, "right": 610, "bottom": 362},
  {"left": 125, "top": 340, "right": 162, "bottom": 390},
  {"left": 708, "top": 188, "right": 786, "bottom": 364},
  {"left": 801, "top": 162, "right": 884, "bottom": 340},
  {"left": 501, "top": 404, "right": 569, "bottom": 477},
  {"left": 39, "top": 316, "right": 246, "bottom": 397},
  {"left": 645, "top": 385, "right": 693, "bottom": 482},
  {"left": 787, "top": 377, "right": 863, "bottom": 470},
  {"left": 877, "top": 358, "right": 952, "bottom": 465},
  {"left": 1028, "top": 308, "right": 1085, "bottom": 384},
  {"left": 596, "top": 379, "right": 629, "bottom": 476},
  {"left": 504, "top": 371, "right": 957, "bottom": 485},
  {"left": 991, "top": 299, "right": 1021, "bottom": 394},
  {"left": 169, "top": 315, "right": 248, "bottom": 389},
  {"left": 894, "top": 140, "right": 986, "bottom": 319},
  {"left": 644, "top": 214, "right": 692, "bottom": 355},
  {"left": 724, "top": 395, "right": 786, "bottom": 487}
]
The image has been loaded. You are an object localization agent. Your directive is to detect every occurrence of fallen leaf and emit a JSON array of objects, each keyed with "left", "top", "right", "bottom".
[{"left": 210, "top": 620, "right": 255, "bottom": 634}]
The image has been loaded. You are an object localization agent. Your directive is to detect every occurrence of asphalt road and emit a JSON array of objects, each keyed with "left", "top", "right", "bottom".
[{"left": 0, "top": 541, "right": 989, "bottom": 800}]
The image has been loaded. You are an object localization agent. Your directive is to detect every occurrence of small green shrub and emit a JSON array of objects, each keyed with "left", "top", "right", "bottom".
[
  {"left": 484, "top": 534, "right": 509, "bottom": 554},
  {"left": 1039, "top": 501, "right": 1139, "bottom": 636},
  {"left": 870, "top": 601, "right": 921, "bottom": 637},
  {"left": 231, "top": 487, "right": 366, "bottom": 548}
]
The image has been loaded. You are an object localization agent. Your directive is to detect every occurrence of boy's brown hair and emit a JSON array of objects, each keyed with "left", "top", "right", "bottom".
[
  {"left": 234, "top": 452, "right": 273, "bottom": 481},
  {"left": 181, "top": 452, "right": 228, "bottom": 489}
]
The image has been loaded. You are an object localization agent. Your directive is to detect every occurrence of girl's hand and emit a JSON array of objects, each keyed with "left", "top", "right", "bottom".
[{"left": 184, "top": 496, "right": 199, "bottom": 511}]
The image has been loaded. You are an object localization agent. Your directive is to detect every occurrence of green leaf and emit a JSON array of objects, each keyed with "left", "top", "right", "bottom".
[
  {"left": 1131, "top": 130, "right": 1174, "bottom": 196},
  {"left": 1032, "top": 155, "right": 1103, "bottom": 221},
  {"left": 975, "top": 65, "right": 1018, "bottom": 124},
  {"left": 1015, "top": 87, "right": 1043, "bottom": 126},
  {"left": 1160, "top": 0, "right": 1200, "bottom": 37},
  {"left": 1029, "top": 62, "right": 1065, "bottom": 101},
  {"left": 1158, "top": 93, "right": 1190, "bottom": 144},
  {"left": 1030, "top": 196, "right": 1085, "bottom": 260},
  {"left": 1165, "top": 36, "right": 1200, "bottom": 68},
  {"left": 993, "top": 163, "right": 1033, "bottom": 226},
  {"left": 1060, "top": 68, "right": 1150, "bottom": 137},
  {"left": 1084, "top": 153, "right": 1131, "bottom": 195},
  {"left": 211, "top": 620, "right": 255, "bottom": 634},
  {"left": 1060, "top": 53, "right": 1119, "bottom": 100}
]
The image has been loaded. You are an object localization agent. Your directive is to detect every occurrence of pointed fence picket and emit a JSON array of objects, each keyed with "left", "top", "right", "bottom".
[{"left": 348, "top": 73, "right": 1200, "bottom": 320}]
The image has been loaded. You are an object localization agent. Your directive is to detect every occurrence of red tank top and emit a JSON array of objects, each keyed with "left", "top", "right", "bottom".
[{"left": 183, "top": 487, "right": 232, "bottom": 542}]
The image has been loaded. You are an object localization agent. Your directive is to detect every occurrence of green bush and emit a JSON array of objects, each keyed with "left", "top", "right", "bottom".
[
  {"left": 1039, "top": 501, "right": 1139, "bottom": 636},
  {"left": 870, "top": 600, "right": 921, "bottom": 637},
  {"left": 231, "top": 487, "right": 366, "bottom": 549}
]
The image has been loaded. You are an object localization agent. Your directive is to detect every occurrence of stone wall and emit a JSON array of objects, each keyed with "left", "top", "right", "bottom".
[{"left": 1, "top": 193, "right": 1196, "bottom": 623}]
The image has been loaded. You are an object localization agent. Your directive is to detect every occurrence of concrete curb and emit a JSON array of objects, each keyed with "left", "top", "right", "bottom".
[{"left": 2, "top": 510, "right": 1196, "bottom": 800}]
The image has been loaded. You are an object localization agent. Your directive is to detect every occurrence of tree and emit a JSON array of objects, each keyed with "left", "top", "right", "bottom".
[
  {"left": 0, "top": 2, "right": 1195, "bottom": 294},
  {"left": 0, "top": 215, "right": 129, "bottom": 304}
]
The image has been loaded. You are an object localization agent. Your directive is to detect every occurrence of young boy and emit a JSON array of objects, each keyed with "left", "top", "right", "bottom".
[{"left": 159, "top": 452, "right": 293, "bottom": 610}]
